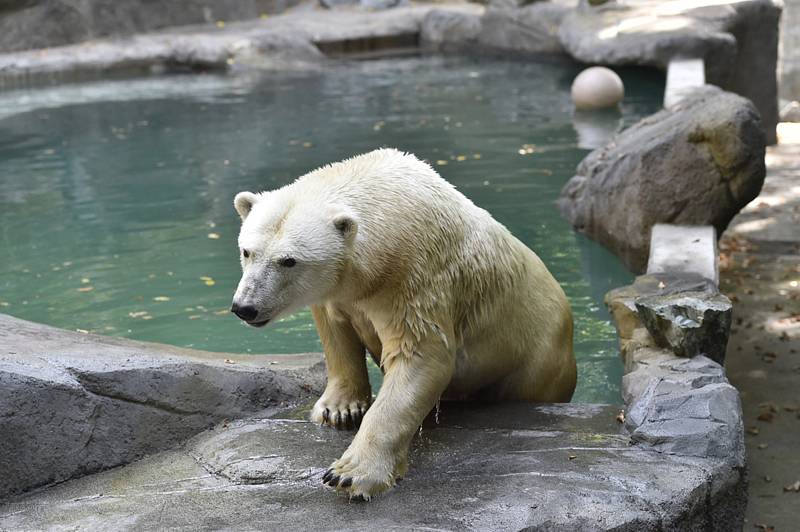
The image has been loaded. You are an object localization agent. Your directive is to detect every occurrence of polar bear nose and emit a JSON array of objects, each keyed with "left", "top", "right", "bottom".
[{"left": 231, "top": 302, "right": 258, "bottom": 322}]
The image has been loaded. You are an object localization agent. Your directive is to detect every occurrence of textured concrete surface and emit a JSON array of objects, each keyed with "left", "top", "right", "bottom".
[
  {"left": 0, "top": 403, "right": 745, "bottom": 531},
  {"left": 0, "top": 313, "right": 325, "bottom": 500},
  {"left": 559, "top": 85, "right": 765, "bottom": 273},
  {"left": 647, "top": 225, "right": 718, "bottom": 285},
  {"left": 721, "top": 138, "right": 800, "bottom": 531}
]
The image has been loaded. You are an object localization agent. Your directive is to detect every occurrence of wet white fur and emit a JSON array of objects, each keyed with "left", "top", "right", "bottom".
[{"left": 233, "top": 148, "right": 576, "bottom": 499}]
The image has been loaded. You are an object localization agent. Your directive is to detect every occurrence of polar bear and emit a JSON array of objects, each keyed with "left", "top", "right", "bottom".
[{"left": 231, "top": 148, "right": 575, "bottom": 500}]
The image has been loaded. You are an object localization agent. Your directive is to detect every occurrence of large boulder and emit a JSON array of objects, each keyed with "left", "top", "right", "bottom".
[
  {"left": 558, "top": 85, "right": 766, "bottom": 273},
  {"left": 0, "top": 313, "right": 325, "bottom": 500}
]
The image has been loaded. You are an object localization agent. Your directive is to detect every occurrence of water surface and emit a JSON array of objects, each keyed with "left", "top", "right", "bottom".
[{"left": 0, "top": 56, "right": 663, "bottom": 402}]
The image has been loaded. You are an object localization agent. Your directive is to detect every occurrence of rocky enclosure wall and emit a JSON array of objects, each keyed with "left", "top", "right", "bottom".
[{"left": 0, "top": 0, "right": 299, "bottom": 53}]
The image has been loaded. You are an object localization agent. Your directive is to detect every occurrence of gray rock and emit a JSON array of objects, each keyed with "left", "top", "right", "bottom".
[
  {"left": 0, "top": 313, "right": 325, "bottom": 500},
  {"left": 629, "top": 381, "right": 744, "bottom": 466},
  {"left": 0, "top": 0, "right": 302, "bottom": 54},
  {"left": 0, "top": 403, "right": 746, "bottom": 531},
  {"left": 605, "top": 273, "right": 718, "bottom": 345},
  {"left": 557, "top": 0, "right": 780, "bottom": 144},
  {"left": 558, "top": 85, "right": 766, "bottom": 273},
  {"left": 476, "top": 3, "right": 568, "bottom": 55},
  {"left": 419, "top": 9, "right": 482, "bottom": 52},
  {"left": 634, "top": 291, "right": 732, "bottom": 364}
]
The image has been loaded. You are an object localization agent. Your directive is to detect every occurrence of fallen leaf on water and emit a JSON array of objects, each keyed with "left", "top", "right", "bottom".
[
  {"left": 76, "top": 329, "right": 89, "bottom": 334},
  {"left": 216, "top": 20, "right": 225, "bottom": 28},
  {"left": 568, "top": 455, "right": 577, "bottom": 460},
  {"left": 188, "top": 315, "right": 202, "bottom": 320},
  {"left": 207, "top": 233, "right": 220, "bottom": 240},
  {"left": 128, "top": 311, "right": 149, "bottom": 318},
  {"left": 81, "top": 277, "right": 90, "bottom": 284},
  {"left": 754, "top": 524, "right": 775, "bottom": 532},
  {"left": 757, "top": 443, "right": 768, "bottom": 450},
  {"left": 214, "top": 309, "right": 229, "bottom": 315},
  {"left": 77, "top": 286, "right": 94, "bottom": 292},
  {"left": 153, "top": 296, "right": 170, "bottom": 302},
  {"left": 436, "top": 160, "right": 448, "bottom": 166},
  {"left": 200, "top": 276, "right": 216, "bottom": 286},
  {"left": 746, "top": 426, "right": 760, "bottom": 435}
]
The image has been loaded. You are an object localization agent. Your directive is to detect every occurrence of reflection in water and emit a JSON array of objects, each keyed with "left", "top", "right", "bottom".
[
  {"left": 0, "top": 56, "right": 663, "bottom": 402},
  {"left": 572, "top": 108, "right": 624, "bottom": 150}
]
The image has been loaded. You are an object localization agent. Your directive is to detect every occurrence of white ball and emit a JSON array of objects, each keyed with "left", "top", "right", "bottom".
[{"left": 571, "top": 66, "right": 625, "bottom": 110}]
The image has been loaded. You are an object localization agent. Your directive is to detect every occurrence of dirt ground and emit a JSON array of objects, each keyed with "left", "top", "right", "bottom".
[{"left": 721, "top": 125, "right": 800, "bottom": 531}]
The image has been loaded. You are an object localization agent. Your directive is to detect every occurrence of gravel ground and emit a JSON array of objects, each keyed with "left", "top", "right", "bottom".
[{"left": 722, "top": 125, "right": 800, "bottom": 531}]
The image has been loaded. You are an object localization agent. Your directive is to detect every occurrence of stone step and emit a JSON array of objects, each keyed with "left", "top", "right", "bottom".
[
  {"left": 646, "top": 224, "right": 719, "bottom": 286},
  {"left": 664, "top": 58, "right": 706, "bottom": 109}
]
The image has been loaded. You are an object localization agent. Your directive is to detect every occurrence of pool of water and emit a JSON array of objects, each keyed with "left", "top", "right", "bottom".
[{"left": 0, "top": 56, "right": 663, "bottom": 403}]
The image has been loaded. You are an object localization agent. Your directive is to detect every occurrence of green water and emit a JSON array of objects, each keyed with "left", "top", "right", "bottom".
[{"left": 0, "top": 56, "right": 663, "bottom": 403}]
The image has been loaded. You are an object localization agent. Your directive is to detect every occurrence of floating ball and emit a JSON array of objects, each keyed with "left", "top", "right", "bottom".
[{"left": 570, "top": 66, "right": 624, "bottom": 110}]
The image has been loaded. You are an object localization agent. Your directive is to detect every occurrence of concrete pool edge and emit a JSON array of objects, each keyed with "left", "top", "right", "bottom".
[{"left": 0, "top": 315, "right": 326, "bottom": 500}]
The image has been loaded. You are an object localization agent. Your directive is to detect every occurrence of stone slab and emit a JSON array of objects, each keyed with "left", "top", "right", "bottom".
[
  {"left": 664, "top": 58, "right": 706, "bottom": 109},
  {"left": 647, "top": 224, "right": 719, "bottom": 286},
  {"left": 0, "top": 403, "right": 745, "bottom": 531},
  {"left": 0, "top": 313, "right": 325, "bottom": 500}
]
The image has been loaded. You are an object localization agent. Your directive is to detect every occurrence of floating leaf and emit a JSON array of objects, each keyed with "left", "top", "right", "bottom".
[
  {"left": 77, "top": 286, "right": 94, "bottom": 292},
  {"left": 216, "top": 20, "right": 225, "bottom": 28},
  {"left": 153, "top": 296, "right": 171, "bottom": 302},
  {"left": 81, "top": 277, "right": 90, "bottom": 284},
  {"left": 435, "top": 160, "right": 448, "bottom": 166},
  {"left": 207, "top": 232, "right": 221, "bottom": 239}
]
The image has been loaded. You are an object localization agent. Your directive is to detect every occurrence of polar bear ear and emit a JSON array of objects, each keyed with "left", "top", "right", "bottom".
[
  {"left": 332, "top": 211, "right": 358, "bottom": 239},
  {"left": 234, "top": 191, "right": 258, "bottom": 221}
]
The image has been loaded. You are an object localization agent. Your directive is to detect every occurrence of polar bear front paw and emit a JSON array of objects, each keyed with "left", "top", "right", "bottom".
[
  {"left": 311, "top": 388, "right": 370, "bottom": 430},
  {"left": 321, "top": 450, "right": 407, "bottom": 500}
]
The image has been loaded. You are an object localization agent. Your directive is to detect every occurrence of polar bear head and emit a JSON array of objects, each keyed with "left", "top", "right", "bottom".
[{"left": 230, "top": 190, "right": 358, "bottom": 327}]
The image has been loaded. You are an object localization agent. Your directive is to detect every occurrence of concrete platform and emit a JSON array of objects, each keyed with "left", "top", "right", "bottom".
[{"left": 0, "top": 402, "right": 743, "bottom": 531}]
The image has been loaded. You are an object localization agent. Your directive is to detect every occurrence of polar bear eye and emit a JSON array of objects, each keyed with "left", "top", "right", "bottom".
[
  {"left": 278, "top": 257, "right": 296, "bottom": 268},
  {"left": 242, "top": 249, "right": 250, "bottom": 259}
]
